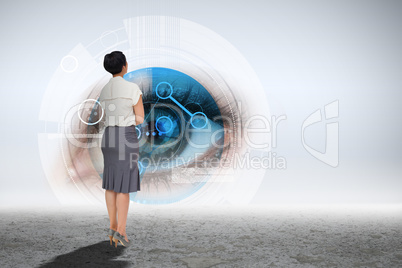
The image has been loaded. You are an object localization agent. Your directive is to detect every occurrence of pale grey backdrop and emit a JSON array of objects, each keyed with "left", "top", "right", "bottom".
[{"left": 0, "top": 0, "right": 401, "bottom": 206}]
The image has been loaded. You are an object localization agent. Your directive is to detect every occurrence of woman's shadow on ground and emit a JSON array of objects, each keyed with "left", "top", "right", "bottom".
[{"left": 38, "top": 241, "right": 130, "bottom": 267}]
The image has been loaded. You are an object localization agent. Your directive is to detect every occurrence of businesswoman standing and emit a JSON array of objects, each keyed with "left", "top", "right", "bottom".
[{"left": 99, "top": 51, "right": 144, "bottom": 247}]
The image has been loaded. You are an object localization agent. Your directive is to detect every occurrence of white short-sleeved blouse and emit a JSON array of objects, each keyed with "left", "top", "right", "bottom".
[{"left": 99, "top": 76, "right": 143, "bottom": 127}]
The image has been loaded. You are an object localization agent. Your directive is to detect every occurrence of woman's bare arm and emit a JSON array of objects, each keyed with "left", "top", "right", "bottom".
[{"left": 133, "top": 95, "right": 145, "bottom": 125}]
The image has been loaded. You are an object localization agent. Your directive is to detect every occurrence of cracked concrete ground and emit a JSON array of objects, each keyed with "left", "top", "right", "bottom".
[{"left": 0, "top": 204, "right": 401, "bottom": 267}]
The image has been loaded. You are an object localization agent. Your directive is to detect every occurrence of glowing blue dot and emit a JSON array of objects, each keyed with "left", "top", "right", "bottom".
[
  {"left": 152, "top": 132, "right": 156, "bottom": 136},
  {"left": 146, "top": 132, "right": 150, "bottom": 136}
]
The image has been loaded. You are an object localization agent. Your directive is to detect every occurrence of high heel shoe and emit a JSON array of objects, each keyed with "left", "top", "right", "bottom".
[
  {"left": 112, "top": 231, "right": 131, "bottom": 247},
  {"left": 108, "top": 229, "right": 116, "bottom": 245}
]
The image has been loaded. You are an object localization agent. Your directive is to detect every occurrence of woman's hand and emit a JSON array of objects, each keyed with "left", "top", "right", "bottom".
[{"left": 133, "top": 95, "right": 145, "bottom": 125}]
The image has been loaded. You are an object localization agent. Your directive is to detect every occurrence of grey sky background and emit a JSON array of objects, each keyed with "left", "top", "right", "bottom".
[{"left": 0, "top": 0, "right": 401, "bottom": 206}]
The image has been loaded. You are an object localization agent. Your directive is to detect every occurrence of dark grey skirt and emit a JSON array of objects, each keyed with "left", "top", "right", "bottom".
[{"left": 101, "top": 125, "right": 140, "bottom": 193}]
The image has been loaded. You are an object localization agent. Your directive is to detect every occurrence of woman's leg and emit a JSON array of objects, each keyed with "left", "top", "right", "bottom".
[
  {"left": 116, "top": 192, "right": 130, "bottom": 241},
  {"left": 105, "top": 190, "right": 118, "bottom": 231}
]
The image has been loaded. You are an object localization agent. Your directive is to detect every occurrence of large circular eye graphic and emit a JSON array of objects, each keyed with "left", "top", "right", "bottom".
[
  {"left": 38, "top": 16, "right": 271, "bottom": 206},
  {"left": 89, "top": 67, "right": 226, "bottom": 204}
]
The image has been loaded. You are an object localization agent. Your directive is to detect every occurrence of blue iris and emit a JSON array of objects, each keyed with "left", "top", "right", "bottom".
[{"left": 120, "top": 67, "right": 225, "bottom": 204}]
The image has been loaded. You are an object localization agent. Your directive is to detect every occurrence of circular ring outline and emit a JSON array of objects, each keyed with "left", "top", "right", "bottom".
[
  {"left": 191, "top": 111, "right": 208, "bottom": 129},
  {"left": 155, "top": 82, "right": 173, "bottom": 99},
  {"left": 155, "top": 116, "right": 173, "bottom": 134},
  {"left": 60, "top": 55, "right": 79, "bottom": 73},
  {"left": 78, "top": 99, "right": 104, "bottom": 125}
]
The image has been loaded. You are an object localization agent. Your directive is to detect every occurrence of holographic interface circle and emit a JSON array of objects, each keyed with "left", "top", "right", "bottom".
[
  {"left": 78, "top": 99, "right": 104, "bottom": 125},
  {"left": 38, "top": 16, "right": 271, "bottom": 206},
  {"left": 93, "top": 67, "right": 224, "bottom": 205}
]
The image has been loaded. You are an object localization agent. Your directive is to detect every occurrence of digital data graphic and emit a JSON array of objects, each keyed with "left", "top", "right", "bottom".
[{"left": 38, "top": 16, "right": 271, "bottom": 206}]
